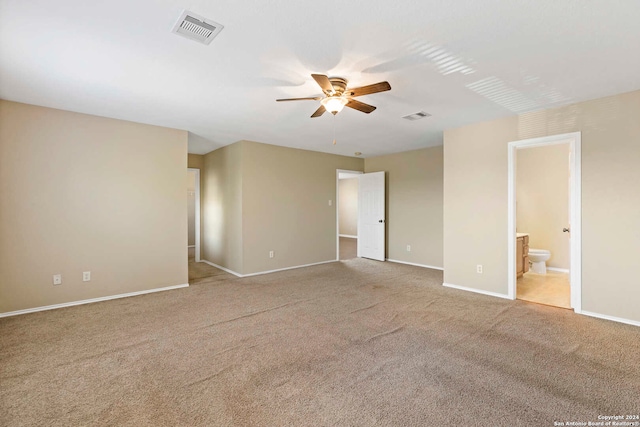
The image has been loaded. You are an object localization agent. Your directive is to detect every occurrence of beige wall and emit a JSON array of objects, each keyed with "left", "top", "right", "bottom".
[
  {"left": 201, "top": 142, "right": 243, "bottom": 273},
  {"left": 365, "top": 146, "right": 443, "bottom": 269},
  {"left": 241, "top": 141, "right": 363, "bottom": 274},
  {"left": 187, "top": 170, "right": 197, "bottom": 246},
  {"left": 200, "top": 141, "right": 363, "bottom": 274},
  {"left": 188, "top": 153, "right": 204, "bottom": 170},
  {"left": 338, "top": 178, "right": 358, "bottom": 236},
  {"left": 444, "top": 89, "right": 640, "bottom": 323},
  {"left": 517, "top": 144, "right": 570, "bottom": 269},
  {"left": 0, "top": 100, "right": 188, "bottom": 313}
]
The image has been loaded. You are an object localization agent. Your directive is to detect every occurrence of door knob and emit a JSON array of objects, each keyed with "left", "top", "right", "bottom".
[
  {"left": 563, "top": 228, "right": 570, "bottom": 233},
  {"left": 378, "top": 219, "right": 385, "bottom": 223}
]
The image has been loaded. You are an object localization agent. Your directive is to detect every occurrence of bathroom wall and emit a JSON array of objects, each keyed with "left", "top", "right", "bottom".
[
  {"left": 339, "top": 178, "right": 358, "bottom": 236},
  {"left": 516, "top": 143, "right": 570, "bottom": 270}
]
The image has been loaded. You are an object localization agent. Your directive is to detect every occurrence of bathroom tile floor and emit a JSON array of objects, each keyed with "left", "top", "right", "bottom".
[{"left": 517, "top": 270, "right": 571, "bottom": 309}]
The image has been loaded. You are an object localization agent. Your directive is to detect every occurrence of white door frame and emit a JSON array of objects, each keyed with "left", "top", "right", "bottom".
[
  {"left": 507, "top": 132, "right": 582, "bottom": 312},
  {"left": 336, "top": 169, "right": 363, "bottom": 260},
  {"left": 188, "top": 168, "right": 201, "bottom": 263}
]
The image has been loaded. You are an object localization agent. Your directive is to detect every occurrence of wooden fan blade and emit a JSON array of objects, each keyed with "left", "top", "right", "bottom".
[
  {"left": 311, "top": 105, "right": 326, "bottom": 118},
  {"left": 345, "top": 81, "right": 391, "bottom": 97},
  {"left": 311, "top": 74, "right": 334, "bottom": 94},
  {"left": 276, "top": 96, "right": 322, "bottom": 102},
  {"left": 345, "top": 99, "right": 376, "bottom": 114}
]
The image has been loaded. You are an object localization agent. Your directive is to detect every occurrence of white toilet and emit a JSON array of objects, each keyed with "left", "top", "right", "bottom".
[{"left": 528, "top": 249, "right": 551, "bottom": 274}]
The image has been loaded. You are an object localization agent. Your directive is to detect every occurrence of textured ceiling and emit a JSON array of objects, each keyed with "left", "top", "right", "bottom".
[{"left": 1, "top": 0, "right": 640, "bottom": 157}]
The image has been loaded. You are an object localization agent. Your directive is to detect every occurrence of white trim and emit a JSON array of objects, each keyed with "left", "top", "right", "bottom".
[
  {"left": 570, "top": 133, "right": 582, "bottom": 312},
  {"left": 242, "top": 260, "right": 337, "bottom": 277},
  {"left": 443, "top": 283, "right": 511, "bottom": 300},
  {"left": 580, "top": 311, "right": 640, "bottom": 328},
  {"left": 200, "top": 260, "right": 243, "bottom": 277},
  {"left": 0, "top": 284, "right": 189, "bottom": 318},
  {"left": 336, "top": 169, "right": 363, "bottom": 260},
  {"left": 188, "top": 245, "right": 195, "bottom": 248},
  {"left": 387, "top": 258, "right": 444, "bottom": 271},
  {"left": 547, "top": 267, "right": 570, "bottom": 273},
  {"left": 188, "top": 168, "right": 201, "bottom": 263},
  {"left": 507, "top": 132, "right": 582, "bottom": 312},
  {"left": 200, "top": 259, "right": 337, "bottom": 278},
  {"left": 339, "top": 234, "right": 358, "bottom": 239},
  {"left": 508, "top": 142, "right": 516, "bottom": 300}
]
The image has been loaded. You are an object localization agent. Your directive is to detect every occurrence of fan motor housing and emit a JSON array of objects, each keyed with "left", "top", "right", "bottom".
[{"left": 328, "top": 77, "right": 348, "bottom": 95}]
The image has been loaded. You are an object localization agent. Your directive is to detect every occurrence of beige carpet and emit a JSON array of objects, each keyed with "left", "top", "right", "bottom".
[
  {"left": 1, "top": 257, "right": 639, "bottom": 426},
  {"left": 339, "top": 236, "right": 357, "bottom": 260}
]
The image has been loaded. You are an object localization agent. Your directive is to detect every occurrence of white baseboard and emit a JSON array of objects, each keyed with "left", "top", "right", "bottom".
[
  {"left": 580, "top": 310, "right": 640, "bottom": 328},
  {"left": 242, "top": 260, "right": 337, "bottom": 277},
  {"left": 547, "top": 267, "right": 570, "bottom": 273},
  {"left": 339, "top": 234, "right": 357, "bottom": 239},
  {"left": 200, "top": 259, "right": 337, "bottom": 278},
  {"left": 386, "top": 259, "right": 444, "bottom": 271},
  {"left": 200, "top": 260, "right": 243, "bottom": 277},
  {"left": 0, "top": 283, "right": 189, "bottom": 318},
  {"left": 443, "top": 282, "right": 512, "bottom": 300}
]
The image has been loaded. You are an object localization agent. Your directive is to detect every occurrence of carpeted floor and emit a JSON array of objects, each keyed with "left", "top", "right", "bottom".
[
  {"left": 339, "top": 236, "right": 357, "bottom": 260},
  {"left": 1, "top": 255, "right": 639, "bottom": 426}
]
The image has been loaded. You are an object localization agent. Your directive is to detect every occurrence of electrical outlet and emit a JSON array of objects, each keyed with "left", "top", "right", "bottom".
[
  {"left": 53, "top": 274, "right": 62, "bottom": 285},
  {"left": 83, "top": 271, "right": 91, "bottom": 282},
  {"left": 269, "top": 250, "right": 274, "bottom": 258},
  {"left": 476, "top": 265, "right": 483, "bottom": 274},
  {"left": 406, "top": 245, "right": 411, "bottom": 252},
  {"left": 328, "top": 200, "right": 332, "bottom": 206}
]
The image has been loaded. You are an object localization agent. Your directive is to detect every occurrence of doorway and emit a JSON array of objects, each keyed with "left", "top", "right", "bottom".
[
  {"left": 187, "top": 168, "right": 201, "bottom": 263},
  {"left": 507, "top": 132, "right": 581, "bottom": 312},
  {"left": 336, "top": 170, "right": 362, "bottom": 260}
]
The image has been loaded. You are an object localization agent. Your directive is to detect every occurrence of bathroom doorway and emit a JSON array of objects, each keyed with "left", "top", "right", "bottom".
[
  {"left": 336, "top": 170, "right": 362, "bottom": 260},
  {"left": 507, "top": 132, "right": 582, "bottom": 312}
]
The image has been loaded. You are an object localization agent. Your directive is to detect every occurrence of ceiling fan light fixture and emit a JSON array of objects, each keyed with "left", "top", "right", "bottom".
[
  {"left": 276, "top": 74, "right": 390, "bottom": 118},
  {"left": 321, "top": 96, "right": 348, "bottom": 114}
]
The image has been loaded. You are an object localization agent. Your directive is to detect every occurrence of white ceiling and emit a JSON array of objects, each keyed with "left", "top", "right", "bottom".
[{"left": 2, "top": 0, "right": 640, "bottom": 158}]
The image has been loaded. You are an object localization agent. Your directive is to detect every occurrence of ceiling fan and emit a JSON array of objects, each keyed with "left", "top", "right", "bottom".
[{"left": 276, "top": 74, "right": 391, "bottom": 118}]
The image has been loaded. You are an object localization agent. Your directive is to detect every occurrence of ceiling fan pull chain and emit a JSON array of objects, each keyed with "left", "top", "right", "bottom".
[{"left": 333, "top": 115, "right": 337, "bottom": 145}]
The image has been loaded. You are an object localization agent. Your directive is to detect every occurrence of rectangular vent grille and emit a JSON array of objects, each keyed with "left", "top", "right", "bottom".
[
  {"left": 402, "top": 111, "right": 432, "bottom": 121},
  {"left": 172, "top": 11, "right": 223, "bottom": 45}
]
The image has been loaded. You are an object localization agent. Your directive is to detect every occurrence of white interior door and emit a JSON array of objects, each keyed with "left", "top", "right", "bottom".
[{"left": 357, "top": 171, "right": 385, "bottom": 261}]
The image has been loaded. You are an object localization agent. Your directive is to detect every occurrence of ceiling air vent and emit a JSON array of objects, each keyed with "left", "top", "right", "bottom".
[
  {"left": 172, "top": 10, "right": 223, "bottom": 45},
  {"left": 402, "top": 111, "right": 432, "bottom": 121}
]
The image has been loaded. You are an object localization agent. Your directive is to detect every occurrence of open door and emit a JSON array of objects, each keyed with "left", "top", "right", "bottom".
[{"left": 357, "top": 171, "right": 385, "bottom": 261}]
